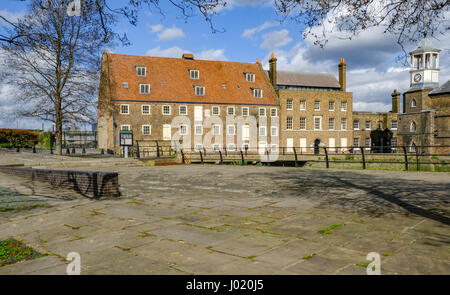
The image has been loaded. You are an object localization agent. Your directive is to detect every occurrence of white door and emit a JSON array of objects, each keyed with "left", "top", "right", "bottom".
[
  {"left": 287, "top": 138, "right": 293, "bottom": 152},
  {"left": 300, "top": 138, "right": 306, "bottom": 153},
  {"left": 341, "top": 138, "right": 347, "bottom": 152},
  {"left": 329, "top": 138, "right": 335, "bottom": 152},
  {"left": 163, "top": 124, "right": 171, "bottom": 140},
  {"left": 242, "top": 124, "right": 249, "bottom": 141},
  {"left": 194, "top": 106, "right": 203, "bottom": 122}
]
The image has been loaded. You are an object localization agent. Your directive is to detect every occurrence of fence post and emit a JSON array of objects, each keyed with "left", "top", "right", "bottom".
[
  {"left": 415, "top": 148, "right": 419, "bottom": 171},
  {"left": 240, "top": 149, "right": 245, "bottom": 165},
  {"left": 293, "top": 147, "right": 298, "bottom": 167},
  {"left": 402, "top": 146, "right": 409, "bottom": 171},
  {"left": 265, "top": 148, "right": 270, "bottom": 166},
  {"left": 136, "top": 141, "right": 140, "bottom": 159},
  {"left": 181, "top": 149, "right": 185, "bottom": 164},
  {"left": 156, "top": 141, "right": 160, "bottom": 157},
  {"left": 199, "top": 150, "right": 203, "bottom": 164},
  {"left": 360, "top": 147, "right": 366, "bottom": 169},
  {"left": 323, "top": 147, "right": 329, "bottom": 168},
  {"left": 224, "top": 147, "right": 227, "bottom": 156},
  {"left": 33, "top": 145, "right": 36, "bottom": 153},
  {"left": 219, "top": 150, "right": 223, "bottom": 165}
]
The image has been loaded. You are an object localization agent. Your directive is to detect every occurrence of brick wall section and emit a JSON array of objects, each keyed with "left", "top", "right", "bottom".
[{"left": 0, "top": 166, "right": 120, "bottom": 199}]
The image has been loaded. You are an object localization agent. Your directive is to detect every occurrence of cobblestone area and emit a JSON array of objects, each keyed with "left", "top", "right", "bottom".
[{"left": 0, "top": 156, "right": 448, "bottom": 274}]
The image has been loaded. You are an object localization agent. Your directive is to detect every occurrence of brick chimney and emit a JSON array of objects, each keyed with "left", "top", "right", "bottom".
[
  {"left": 391, "top": 89, "right": 400, "bottom": 113},
  {"left": 338, "top": 57, "right": 346, "bottom": 91},
  {"left": 182, "top": 53, "right": 194, "bottom": 60},
  {"left": 269, "top": 53, "right": 277, "bottom": 89}
]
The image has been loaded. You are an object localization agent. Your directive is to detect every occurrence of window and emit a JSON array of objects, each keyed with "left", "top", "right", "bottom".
[
  {"left": 353, "top": 120, "right": 359, "bottom": 130},
  {"left": 329, "top": 118, "right": 335, "bottom": 130},
  {"left": 286, "top": 117, "right": 293, "bottom": 130},
  {"left": 122, "top": 82, "right": 128, "bottom": 89},
  {"left": 121, "top": 125, "right": 130, "bottom": 131},
  {"left": 242, "top": 107, "right": 249, "bottom": 116},
  {"left": 410, "top": 121, "right": 416, "bottom": 132},
  {"left": 139, "top": 84, "right": 150, "bottom": 94},
  {"left": 391, "top": 120, "right": 398, "bottom": 130},
  {"left": 213, "top": 124, "right": 221, "bottom": 135},
  {"left": 212, "top": 106, "right": 220, "bottom": 115},
  {"left": 141, "top": 105, "right": 150, "bottom": 115},
  {"left": 142, "top": 125, "right": 151, "bottom": 135},
  {"left": 195, "top": 125, "right": 203, "bottom": 135},
  {"left": 162, "top": 105, "right": 171, "bottom": 115},
  {"left": 271, "top": 126, "right": 278, "bottom": 136},
  {"left": 259, "top": 126, "right": 266, "bottom": 136},
  {"left": 120, "top": 104, "right": 129, "bottom": 114},
  {"left": 136, "top": 67, "right": 146, "bottom": 77},
  {"left": 365, "top": 138, "right": 371, "bottom": 147},
  {"left": 179, "top": 105, "right": 187, "bottom": 115},
  {"left": 300, "top": 100, "right": 306, "bottom": 110},
  {"left": 391, "top": 138, "right": 397, "bottom": 147},
  {"left": 314, "top": 116, "right": 322, "bottom": 130},
  {"left": 227, "top": 124, "right": 235, "bottom": 135},
  {"left": 300, "top": 117, "right": 306, "bottom": 130},
  {"left": 329, "top": 101, "right": 335, "bottom": 111},
  {"left": 341, "top": 101, "right": 347, "bottom": 111},
  {"left": 195, "top": 144, "right": 203, "bottom": 151},
  {"left": 411, "top": 99, "right": 417, "bottom": 108},
  {"left": 227, "top": 107, "right": 235, "bottom": 116},
  {"left": 213, "top": 144, "right": 221, "bottom": 151},
  {"left": 246, "top": 73, "right": 255, "bottom": 82},
  {"left": 190, "top": 70, "right": 199, "bottom": 80},
  {"left": 259, "top": 108, "right": 266, "bottom": 117},
  {"left": 409, "top": 143, "right": 416, "bottom": 152},
  {"left": 195, "top": 86, "right": 205, "bottom": 96},
  {"left": 353, "top": 138, "right": 360, "bottom": 147},
  {"left": 270, "top": 108, "right": 278, "bottom": 117},
  {"left": 253, "top": 88, "right": 262, "bottom": 98},
  {"left": 341, "top": 118, "right": 347, "bottom": 130},
  {"left": 286, "top": 99, "right": 293, "bottom": 110},
  {"left": 314, "top": 100, "right": 320, "bottom": 111},
  {"left": 180, "top": 125, "right": 188, "bottom": 135},
  {"left": 366, "top": 121, "right": 371, "bottom": 130},
  {"left": 227, "top": 144, "right": 235, "bottom": 151}
]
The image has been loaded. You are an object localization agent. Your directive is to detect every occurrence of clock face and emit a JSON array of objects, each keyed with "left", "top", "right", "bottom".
[{"left": 414, "top": 73, "right": 422, "bottom": 82}]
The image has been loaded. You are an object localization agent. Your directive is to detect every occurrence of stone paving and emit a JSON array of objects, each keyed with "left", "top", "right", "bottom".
[{"left": 0, "top": 153, "right": 449, "bottom": 274}]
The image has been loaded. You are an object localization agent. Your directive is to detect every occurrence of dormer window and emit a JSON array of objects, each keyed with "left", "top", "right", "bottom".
[
  {"left": 253, "top": 88, "right": 262, "bottom": 98},
  {"left": 195, "top": 86, "right": 205, "bottom": 96},
  {"left": 190, "top": 70, "right": 199, "bottom": 80},
  {"left": 139, "top": 83, "right": 150, "bottom": 94},
  {"left": 136, "top": 67, "right": 146, "bottom": 77},
  {"left": 245, "top": 73, "right": 255, "bottom": 82}
]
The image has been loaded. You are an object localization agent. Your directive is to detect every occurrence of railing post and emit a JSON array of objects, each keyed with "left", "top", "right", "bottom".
[
  {"left": 415, "top": 148, "right": 419, "bottom": 171},
  {"left": 156, "top": 141, "right": 160, "bottom": 157},
  {"left": 33, "top": 145, "right": 36, "bottom": 153},
  {"left": 224, "top": 147, "right": 227, "bottom": 156},
  {"left": 323, "top": 147, "right": 329, "bottom": 168},
  {"left": 219, "top": 150, "right": 223, "bottom": 165},
  {"left": 203, "top": 147, "right": 207, "bottom": 157},
  {"left": 199, "top": 150, "right": 203, "bottom": 164},
  {"left": 265, "top": 148, "right": 270, "bottom": 166},
  {"left": 240, "top": 149, "right": 245, "bottom": 165},
  {"left": 293, "top": 147, "right": 298, "bottom": 167},
  {"left": 181, "top": 149, "right": 185, "bottom": 164},
  {"left": 360, "top": 147, "right": 366, "bottom": 169},
  {"left": 66, "top": 148, "right": 70, "bottom": 154},
  {"left": 136, "top": 141, "right": 140, "bottom": 159},
  {"left": 402, "top": 146, "right": 409, "bottom": 171}
]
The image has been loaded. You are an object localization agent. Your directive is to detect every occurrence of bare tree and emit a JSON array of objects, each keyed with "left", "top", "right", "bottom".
[
  {"left": 274, "top": 0, "right": 449, "bottom": 50},
  {"left": 0, "top": 0, "right": 225, "bottom": 154}
]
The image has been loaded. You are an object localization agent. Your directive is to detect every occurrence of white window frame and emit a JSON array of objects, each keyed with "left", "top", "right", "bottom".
[
  {"left": 314, "top": 100, "right": 320, "bottom": 111},
  {"left": 300, "top": 117, "right": 306, "bottom": 130},
  {"left": 195, "top": 125, "right": 203, "bottom": 135},
  {"left": 195, "top": 86, "right": 205, "bottom": 96},
  {"left": 120, "top": 104, "right": 129, "bottom": 115},
  {"left": 341, "top": 118, "right": 347, "bottom": 130},
  {"left": 139, "top": 83, "right": 150, "bottom": 94},
  {"left": 179, "top": 105, "right": 187, "bottom": 115},
  {"left": 190, "top": 69, "right": 199, "bottom": 80},
  {"left": 180, "top": 124, "right": 188, "bottom": 135},
  {"left": 391, "top": 120, "right": 398, "bottom": 130},
  {"left": 259, "top": 126, "right": 266, "bottom": 137},
  {"left": 227, "top": 106, "right": 235, "bottom": 116},
  {"left": 329, "top": 101, "right": 335, "bottom": 111},
  {"left": 300, "top": 100, "right": 306, "bottom": 111},
  {"left": 329, "top": 118, "right": 335, "bottom": 130},
  {"left": 142, "top": 125, "right": 151, "bottom": 135},
  {"left": 366, "top": 121, "right": 371, "bottom": 130},
  {"left": 141, "top": 105, "right": 151, "bottom": 115},
  {"left": 341, "top": 101, "right": 347, "bottom": 112},
  {"left": 162, "top": 105, "right": 171, "bottom": 115},
  {"left": 227, "top": 144, "right": 236, "bottom": 151},
  {"left": 227, "top": 124, "right": 235, "bottom": 135},
  {"left": 120, "top": 124, "right": 131, "bottom": 131},
  {"left": 286, "top": 117, "right": 293, "bottom": 130},
  {"left": 271, "top": 126, "right": 278, "bottom": 136},
  {"left": 136, "top": 67, "right": 146, "bottom": 77},
  {"left": 353, "top": 137, "right": 360, "bottom": 147},
  {"left": 253, "top": 88, "right": 263, "bottom": 98},
  {"left": 259, "top": 108, "right": 266, "bottom": 117},
  {"left": 213, "top": 124, "right": 221, "bottom": 136},
  {"left": 242, "top": 107, "right": 249, "bottom": 117},
  {"left": 353, "top": 120, "right": 360, "bottom": 130},
  {"left": 270, "top": 108, "right": 278, "bottom": 117},
  {"left": 314, "top": 116, "right": 322, "bottom": 130},
  {"left": 212, "top": 106, "right": 220, "bottom": 116},
  {"left": 246, "top": 73, "right": 255, "bottom": 82},
  {"left": 194, "top": 144, "right": 203, "bottom": 151},
  {"left": 286, "top": 99, "right": 293, "bottom": 110}
]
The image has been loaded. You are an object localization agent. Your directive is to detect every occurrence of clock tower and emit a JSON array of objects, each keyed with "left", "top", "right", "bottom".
[{"left": 409, "top": 38, "right": 440, "bottom": 89}]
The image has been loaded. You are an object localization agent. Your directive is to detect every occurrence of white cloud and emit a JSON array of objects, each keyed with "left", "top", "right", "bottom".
[
  {"left": 157, "top": 26, "right": 185, "bottom": 41},
  {"left": 242, "top": 21, "right": 279, "bottom": 39},
  {"left": 150, "top": 24, "right": 163, "bottom": 33},
  {"left": 260, "top": 29, "right": 292, "bottom": 50},
  {"left": 0, "top": 9, "right": 24, "bottom": 25},
  {"left": 196, "top": 49, "right": 227, "bottom": 61},
  {"left": 146, "top": 47, "right": 227, "bottom": 61},
  {"left": 146, "top": 46, "right": 186, "bottom": 58}
]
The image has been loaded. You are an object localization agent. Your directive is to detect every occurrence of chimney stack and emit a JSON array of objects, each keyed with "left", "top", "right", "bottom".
[
  {"left": 269, "top": 53, "right": 277, "bottom": 89},
  {"left": 338, "top": 57, "right": 346, "bottom": 91},
  {"left": 391, "top": 89, "right": 400, "bottom": 113}
]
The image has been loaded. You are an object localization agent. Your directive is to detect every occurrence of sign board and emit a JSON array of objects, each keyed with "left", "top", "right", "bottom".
[{"left": 119, "top": 130, "right": 133, "bottom": 146}]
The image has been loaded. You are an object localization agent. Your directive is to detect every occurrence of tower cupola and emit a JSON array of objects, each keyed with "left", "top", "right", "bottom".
[{"left": 409, "top": 38, "right": 440, "bottom": 89}]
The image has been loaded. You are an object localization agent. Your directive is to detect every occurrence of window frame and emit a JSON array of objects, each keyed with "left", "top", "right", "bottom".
[
  {"left": 329, "top": 117, "right": 335, "bottom": 130},
  {"left": 139, "top": 83, "right": 150, "bottom": 94},
  {"left": 314, "top": 116, "right": 322, "bottom": 131},
  {"left": 179, "top": 124, "right": 188, "bottom": 135},
  {"left": 259, "top": 108, "right": 266, "bottom": 117},
  {"left": 141, "top": 105, "right": 151, "bottom": 115},
  {"left": 227, "top": 106, "right": 235, "bottom": 116},
  {"left": 341, "top": 101, "right": 347, "bottom": 112},
  {"left": 227, "top": 124, "right": 235, "bottom": 135},
  {"left": 212, "top": 106, "right": 220, "bottom": 116},
  {"left": 341, "top": 118, "right": 347, "bottom": 130},
  {"left": 136, "top": 66, "right": 146, "bottom": 77},
  {"left": 162, "top": 105, "right": 171, "bottom": 115},
  {"left": 270, "top": 108, "right": 278, "bottom": 117},
  {"left": 259, "top": 126, "right": 266, "bottom": 137},
  {"left": 246, "top": 73, "right": 255, "bottom": 83},
  {"left": 179, "top": 105, "right": 188, "bottom": 115},
  {"left": 195, "top": 125, "right": 203, "bottom": 135},
  {"left": 213, "top": 124, "right": 221, "bottom": 136},
  {"left": 241, "top": 107, "right": 249, "bottom": 117},
  {"left": 286, "top": 117, "right": 293, "bottom": 130},
  {"left": 195, "top": 85, "right": 205, "bottom": 96},
  {"left": 253, "top": 88, "right": 263, "bottom": 98},
  {"left": 286, "top": 99, "right": 293, "bottom": 110},
  {"left": 142, "top": 124, "right": 151, "bottom": 135},
  {"left": 329, "top": 101, "right": 335, "bottom": 111},
  {"left": 300, "top": 117, "right": 306, "bottom": 130},
  {"left": 314, "top": 100, "right": 320, "bottom": 111},
  {"left": 353, "top": 120, "right": 360, "bottom": 130},
  {"left": 300, "top": 100, "right": 306, "bottom": 111},
  {"left": 120, "top": 104, "right": 129, "bottom": 115},
  {"left": 120, "top": 124, "right": 131, "bottom": 131},
  {"left": 190, "top": 69, "right": 199, "bottom": 80}
]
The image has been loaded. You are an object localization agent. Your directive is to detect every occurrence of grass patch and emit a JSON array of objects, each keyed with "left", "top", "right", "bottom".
[
  {"left": 245, "top": 255, "right": 257, "bottom": 259},
  {"left": 0, "top": 203, "right": 48, "bottom": 212},
  {"left": 318, "top": 224, "right": 342, "bottom": 234},
  {"left": 382, "top": 253, "right": 392, "bottom": 257},
  {"left": 161, "top": 217, "right": 173, "bottom": 220},
  {"left": 255, "top": 228, "right": 268, "bottom": 234},
  {"left": 356, "top": 262, "right": 376, "bottom": 271},
  {"left": 0, "top": 239, "right": 43, "bottom": 267},
  {"left": 64, "top": 224, "right": 80, "bottom": 230},
  {"left": 90, "top": 209, "right": 105, "bottom": 216},
  {"left": 127, "top": 200, "right": 141, "bottom": 205},
  {"left": 302, "top": 253, "right": 316, "bottom": 260}
]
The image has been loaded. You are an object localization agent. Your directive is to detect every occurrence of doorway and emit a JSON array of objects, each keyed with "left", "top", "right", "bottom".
[{"left": 314, "top": 139, "right": 320, "bottom": 155}]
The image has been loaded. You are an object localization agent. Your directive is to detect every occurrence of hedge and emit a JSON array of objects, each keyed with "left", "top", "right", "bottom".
[{"left": 0, "top": 129, "right": 39, "bottom": 148}]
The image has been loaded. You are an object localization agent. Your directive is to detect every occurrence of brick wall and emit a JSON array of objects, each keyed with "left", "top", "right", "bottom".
[{"left": 0, "top": 166, "right": 120, "bottom": 199}]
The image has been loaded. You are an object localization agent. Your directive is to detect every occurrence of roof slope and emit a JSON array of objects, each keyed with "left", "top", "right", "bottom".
[
  {"left": 106, "top": 53, "right": 278, "bottom": 105},
  {"left": 268, "top": 70, "right": 341, "bottom": 88},
  {"left": 429, "top": 80, "right": 450, "bottom": 96}
]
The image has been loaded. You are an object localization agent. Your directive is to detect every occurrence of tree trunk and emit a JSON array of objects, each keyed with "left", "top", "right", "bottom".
[{"left": 55, "top": 96, "right": 63, "bottom": 155}]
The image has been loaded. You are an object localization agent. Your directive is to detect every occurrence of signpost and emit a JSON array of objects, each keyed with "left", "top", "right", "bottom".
[{"left": 119, "top": 130, "right": 133, "bottom": 158}]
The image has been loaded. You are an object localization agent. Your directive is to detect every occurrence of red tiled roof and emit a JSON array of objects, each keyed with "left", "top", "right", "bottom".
[{"left": 106, "top": 53, "right": 278, "bottom": 105}]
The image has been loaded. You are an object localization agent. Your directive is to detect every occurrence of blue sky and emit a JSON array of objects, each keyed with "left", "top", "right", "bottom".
[{"left": 0, "top": 0, "right": 449, "bottom": 129}]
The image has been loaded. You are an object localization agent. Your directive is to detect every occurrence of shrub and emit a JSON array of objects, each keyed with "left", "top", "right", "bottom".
[{"left": 0, "top": 129, "right": 39, "bottom": 148}]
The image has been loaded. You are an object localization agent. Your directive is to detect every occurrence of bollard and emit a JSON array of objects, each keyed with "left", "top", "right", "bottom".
[
  {"left": 265, "top": 148, "right": 270, "bottom": 166},
  {"left": 240, "top": 149, "right": 245, "bottom": 165},
  {"left": 402, "top": 146, "right": 409, "bottom": 171},
  {"left": 293, "top": 147, "right": 298, "bottom": 167},
  {"left": 323, "top": 147, "right": 329, "bottom": 168},
  {"left": 199, "top": 150, "right": 204, "bottom": 164},
  {"left": 360, "top": 147, "right": 366, "bottom": 169},
  {"left": 219, "top": 150, "right": 223, "bottom": 165},
  {"left": 136, "top": 141, "right": 140, "bottom": 159}
]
